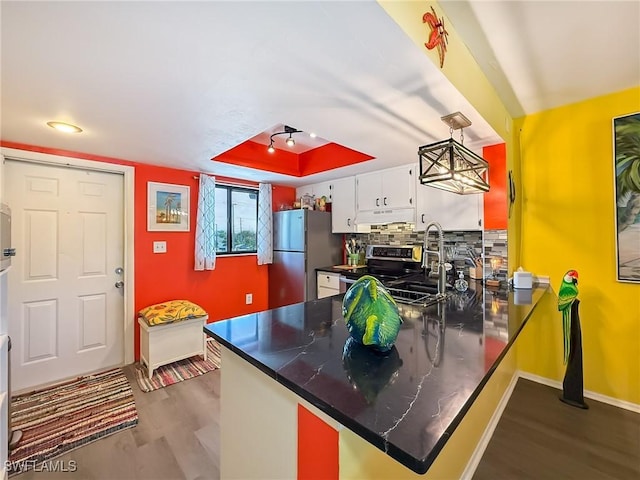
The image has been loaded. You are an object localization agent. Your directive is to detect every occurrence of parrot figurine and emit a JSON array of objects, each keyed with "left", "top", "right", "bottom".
[
  {"left": 558, "top": 270, "right": 579, "bottom": 364},
  {"left": 342, "top": 275, "right": 402, "bottom": 353}
]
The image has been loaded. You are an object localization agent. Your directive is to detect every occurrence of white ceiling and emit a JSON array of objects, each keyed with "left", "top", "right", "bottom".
[{"left": 2, "top": 1, "right": 638, "bottom": 187}]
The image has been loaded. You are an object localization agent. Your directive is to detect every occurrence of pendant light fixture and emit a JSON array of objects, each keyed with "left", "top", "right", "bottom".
[
  {"left": 267, "top": 125, "right": 302, "bottom": 153},
  {"left": 418, "top": 112, "right": 489, "bottom": 194}
]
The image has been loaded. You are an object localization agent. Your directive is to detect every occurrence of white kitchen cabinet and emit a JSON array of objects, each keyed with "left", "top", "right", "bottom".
[
  {"left": 331, "top": 176, "right": 370, "bottom": 233},
  {"left": 415, "top": 181, "right": 483, "bottom": 231},
  {"left": 296, "top": 181, "right": 333, "bottom": 202},
  {"left": 296, "top": 184, "right": 313, "bottom": 200},
  {"left": 356, "top": 164, "right": 415, "bottom": 211},
  {"left": 317, "top": 271, "right": 341, "bottom": 299}
]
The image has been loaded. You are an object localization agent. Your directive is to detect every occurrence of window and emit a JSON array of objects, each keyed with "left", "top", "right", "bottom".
[{"left": 215, "top": 185, "right": 258, "bottom": 254}]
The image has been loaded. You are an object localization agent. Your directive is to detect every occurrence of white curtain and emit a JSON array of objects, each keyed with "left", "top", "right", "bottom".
[
  {"left": 194, "top": 174, "right": 217, "bottom": 271},
  {"left": 257, "top": 183, "right": 273, "bottom": 265}
]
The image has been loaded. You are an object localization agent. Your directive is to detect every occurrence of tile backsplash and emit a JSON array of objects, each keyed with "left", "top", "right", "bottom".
[
  {"left": 483, "top": 229, "right": 508, "bottom": 281},
  {"left": 347, "top": 223, "right": 508, "bottom": 280}
]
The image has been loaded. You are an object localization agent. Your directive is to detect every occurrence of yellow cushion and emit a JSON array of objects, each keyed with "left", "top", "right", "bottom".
[{"left": 139, "top": 300, "right": 207, "bottom": 326}]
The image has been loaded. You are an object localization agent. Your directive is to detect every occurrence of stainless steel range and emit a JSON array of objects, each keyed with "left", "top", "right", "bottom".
[{"left": 339, "top": 245, "right": 446, "bottom": 307}]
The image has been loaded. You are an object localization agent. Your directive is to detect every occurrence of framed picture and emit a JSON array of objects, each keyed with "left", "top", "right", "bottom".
[
  {"left": 147, "top": 182, "right": 190, "bottom": 232},
  {"left": 613, "top": 112, "right": 640, "bottom": 282}
]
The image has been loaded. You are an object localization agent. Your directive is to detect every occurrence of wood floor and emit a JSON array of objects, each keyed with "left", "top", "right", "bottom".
[
  {"left": 16, "top": 364, "right": 222, "bottom": 480},
  {"left": 14, "top": 372, "right": 639, "bottom": 479},
  {"left": 473, "top": 378, "right": 640, "bottom": 480}
]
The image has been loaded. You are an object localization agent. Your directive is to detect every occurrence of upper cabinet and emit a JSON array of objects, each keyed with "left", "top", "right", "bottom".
[
  {"left": 295, "top": 160, "right": 488, "bottom": 233},
  {"left": 296, "top": 181, "right": 333, "bottom": 202},
  {"left": 331, "top": 176, "right": 370, "bottom": 233},
  {"left": 295, "top": 177, "right": 369, "bottom": 233},
  {"left": 356, "top": 164, "right": 415, "bottom": 211},
  {"left": 415, "top": 180, "right": 483, "bottom": 231}
]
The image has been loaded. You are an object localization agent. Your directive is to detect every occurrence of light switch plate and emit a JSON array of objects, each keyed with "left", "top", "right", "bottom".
[{"left": 153, "top": 241, "right": 167, "bottom": 253}]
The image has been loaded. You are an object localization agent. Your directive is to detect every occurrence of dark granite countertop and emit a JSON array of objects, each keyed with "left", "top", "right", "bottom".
[{"left": 204, "top": 283, "right": 549, "bottom": 474}]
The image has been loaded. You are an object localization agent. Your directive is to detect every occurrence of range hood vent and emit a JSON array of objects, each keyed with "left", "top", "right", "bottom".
[{"left": 355, "top": 207, "right": 415, "bottom": 226}]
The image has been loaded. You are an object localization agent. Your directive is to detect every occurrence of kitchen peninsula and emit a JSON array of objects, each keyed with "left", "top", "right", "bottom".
[{"left": 204, "top": 283, "right": 550, "bottom": 478}]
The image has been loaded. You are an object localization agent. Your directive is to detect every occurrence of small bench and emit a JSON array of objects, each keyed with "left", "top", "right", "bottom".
[{"left": 138, "top": 300, "right": 208, "bottom": 379}]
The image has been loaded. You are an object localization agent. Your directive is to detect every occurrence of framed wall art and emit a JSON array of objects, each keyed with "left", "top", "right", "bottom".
[
  {"left": 613, "top": 112, "right": 640, "bottom": 282},
  {"left": 147, "top": 182, "right": 190, "bottom": 232}
]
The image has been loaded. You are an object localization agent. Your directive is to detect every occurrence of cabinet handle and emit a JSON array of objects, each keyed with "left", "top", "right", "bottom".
[
  {"left": 409, "top": 197, "right": 412, "bottom": 205},
  {"left": 376, "top": 198, "right": 380, "bottom": 207},
  {"left": 383, "top": 197, "right": 387, "bottom": 206},
  {"left": 347, "top": 218, "right": 351, "bottom": 226},
  {"left": 421, "top": 213, "right": 425, "bottom": 224}
]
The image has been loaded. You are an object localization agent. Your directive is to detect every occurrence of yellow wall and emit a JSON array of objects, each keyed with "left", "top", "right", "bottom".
[{"left": 516, "top": 87, "right": 640, "bottom": 404}]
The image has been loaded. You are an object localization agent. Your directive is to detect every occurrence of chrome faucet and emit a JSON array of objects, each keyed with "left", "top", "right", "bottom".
[{"left": 422, "top": 221, "right": 446, "bottom": 298}]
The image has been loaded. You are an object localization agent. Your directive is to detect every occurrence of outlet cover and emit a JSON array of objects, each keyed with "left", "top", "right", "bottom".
[
  {"left": 245, "top": 293, "right": 253, "bottom": 304},
  {"left": 153, "top": 241, "right": 167, "bottom": 253}
]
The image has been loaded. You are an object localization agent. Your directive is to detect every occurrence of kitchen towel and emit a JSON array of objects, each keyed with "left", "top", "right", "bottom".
[{"left": 194, "top": 174, "right": 216, "bottom": 271}]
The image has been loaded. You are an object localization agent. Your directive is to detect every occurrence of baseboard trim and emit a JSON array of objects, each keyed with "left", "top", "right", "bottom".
[
  {"left": 460, "top": 370, "right": 520, "bottom": 480},
  {"left": 517, "top": 371, "right": 640, "bottom": 413}
]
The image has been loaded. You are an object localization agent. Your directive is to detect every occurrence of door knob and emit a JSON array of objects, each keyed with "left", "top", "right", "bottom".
[
  {"left": 115, "top": 281, "right": 124, "bottom": 288},
  {"left": 115, "top": 267, "right": 124, "bottom": 275}
]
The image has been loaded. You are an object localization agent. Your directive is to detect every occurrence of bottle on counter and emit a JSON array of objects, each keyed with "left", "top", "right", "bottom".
[{"left": 454, "top": 271, "right": 469, "bottom": 292}]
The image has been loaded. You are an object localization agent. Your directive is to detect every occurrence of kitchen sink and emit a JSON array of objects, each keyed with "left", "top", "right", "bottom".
[
  {"left": 385, "top": 283, "right": 447, "bottom": 308},
  {"left": 390, "top": 282, "right": 439, "bottom": 294}
]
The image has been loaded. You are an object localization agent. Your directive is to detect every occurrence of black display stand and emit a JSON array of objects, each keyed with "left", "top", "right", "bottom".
[{"left": 559, "top": 299, "right": 589, "bottom": 409}]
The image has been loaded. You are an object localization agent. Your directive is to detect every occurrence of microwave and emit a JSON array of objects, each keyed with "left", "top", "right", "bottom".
[{"left": 1, "top": 203, "right": 15, "bottom": 272}]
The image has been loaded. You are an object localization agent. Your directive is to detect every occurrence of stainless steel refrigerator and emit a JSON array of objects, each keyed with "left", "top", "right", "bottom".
[{"left": 269, "top": 209, "right": 342, "bottom": 308}]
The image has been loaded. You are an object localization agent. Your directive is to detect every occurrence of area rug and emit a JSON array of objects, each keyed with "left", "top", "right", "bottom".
[
  {"left": 134, "top": 339, "right": 221, "bottom": 393},
  {"left": 8, "top": 368, "right": 138, "bottom": 476}
]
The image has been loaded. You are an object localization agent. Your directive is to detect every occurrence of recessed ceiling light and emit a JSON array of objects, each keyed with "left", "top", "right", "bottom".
[
  {"left": 309, "top": 132, "right": 317, "bottom": 138},
  {"left": 47, "top": 121, "right": 83, "bottom": 133}
]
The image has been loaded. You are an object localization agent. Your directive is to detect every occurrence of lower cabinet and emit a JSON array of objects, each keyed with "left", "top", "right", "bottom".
[{"left": 317, "top": 272, "right": 341, "bottom": 299}]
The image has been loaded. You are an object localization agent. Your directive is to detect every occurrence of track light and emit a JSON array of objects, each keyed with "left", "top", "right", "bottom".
[
  {"left": 286, "top": 135, "right": 295, "bottom": 147},
  {"left": 267, "top": 125, "right": 302, "bottom": 152}
]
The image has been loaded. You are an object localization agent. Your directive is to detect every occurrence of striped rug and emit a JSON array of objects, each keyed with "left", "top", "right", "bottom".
[
  {"left": 8, "top": 368, "right": 138, "bottom": 476},
  {"left": 134, "top": 339, "right": 221, "bottom": 392}
]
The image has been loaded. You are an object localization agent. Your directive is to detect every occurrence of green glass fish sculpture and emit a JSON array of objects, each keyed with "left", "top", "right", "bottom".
[{"left": 342, "top": 275, "right": 403, "bottom": 353}]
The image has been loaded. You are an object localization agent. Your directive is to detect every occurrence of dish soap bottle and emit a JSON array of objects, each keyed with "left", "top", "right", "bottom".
[{"left": 454, "top": 271, "right": 468, "bottom": 292}]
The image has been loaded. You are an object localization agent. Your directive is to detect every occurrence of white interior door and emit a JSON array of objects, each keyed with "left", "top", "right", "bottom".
[{"left": 6, "top": 160, "right": 125, "bottom": 391}]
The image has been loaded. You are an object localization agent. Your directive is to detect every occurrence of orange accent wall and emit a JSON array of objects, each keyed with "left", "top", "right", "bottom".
[
  {"left": 482, "top": 143, "right": 507, "bottom": 230},
  {"left": 298, "top": 143, "right": 374, "bottom": 176},
  {"left": 2, "top": 141, "right": 296, "bottom": 359},
  {"left": 297, "top": 405, "right": 339, "bottom": 480},
  {"left": 214, "top": 140, "right": 374, "bottom": 177},
  {"left": 272, "top": 183, "right": 297, "bottom": 211},
  {"left": 215, "top": 140, "right": 302, "bottom": 176}
]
